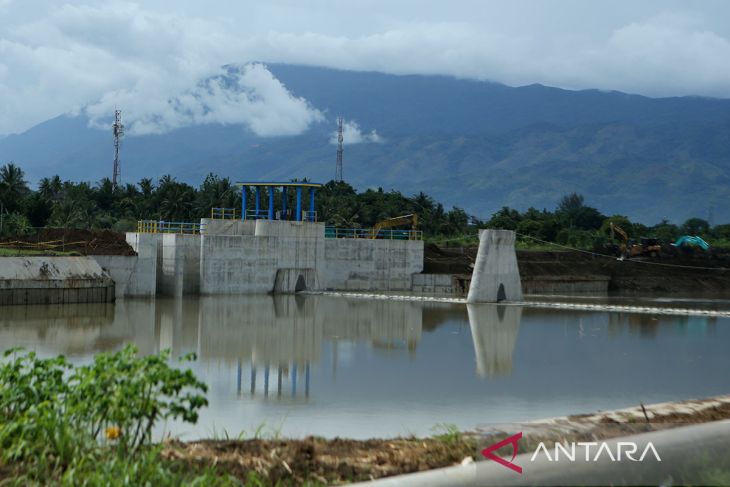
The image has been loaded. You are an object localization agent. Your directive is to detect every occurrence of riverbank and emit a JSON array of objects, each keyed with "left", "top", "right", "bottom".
[
  {"left": 2, "top": 343, "right": 728, "bottom": 485},
  {"left": 424, "top": 245, "right": 730, "bottom": 295},
  {"left": 157, "top": 394, "right": 730, "bottom": 485}
]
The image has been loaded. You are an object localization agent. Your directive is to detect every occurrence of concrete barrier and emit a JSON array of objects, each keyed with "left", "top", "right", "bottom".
[
  {"left": 322, "top": 238, "right": 423, "bottom": 291},
  {"left": 0, "top": 256, "right": 114, "bottom": 305},
  {"left": 467, "top": 230, "right": 523, "bottom": 303},
  {"left": 93, "top": 255, "right": 156, "bottom": 299}
]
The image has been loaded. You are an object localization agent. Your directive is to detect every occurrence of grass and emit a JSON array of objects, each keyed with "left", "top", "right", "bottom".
[{"left": 0, "top": 247, "right": 78, "bottom": 256}]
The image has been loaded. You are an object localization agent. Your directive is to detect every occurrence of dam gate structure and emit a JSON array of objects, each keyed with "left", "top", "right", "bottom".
[{"left": 127, "top": 181, "right": 425, "bottom": 297}]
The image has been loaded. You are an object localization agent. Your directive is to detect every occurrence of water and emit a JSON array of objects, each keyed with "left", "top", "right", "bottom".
[{"left": 1, "top": 295, "right": 729, "bottom": 439}]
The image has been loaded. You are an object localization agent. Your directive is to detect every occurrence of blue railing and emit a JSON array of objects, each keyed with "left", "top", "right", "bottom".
[{"left": 325, "top": 227, "right": 423, "bottom": 240}]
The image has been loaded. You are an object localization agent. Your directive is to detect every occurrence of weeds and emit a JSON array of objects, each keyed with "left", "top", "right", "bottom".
[
  {"left": 431, "top": 423, "right": 462, "bottom": 444},
  {"left": 0, "top": 345, "right": 230, "bottom": 485}
]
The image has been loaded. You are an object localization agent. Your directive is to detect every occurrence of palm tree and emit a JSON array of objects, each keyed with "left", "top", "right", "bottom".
[{"left": 0, "top": 162, "right": 30, "bottom": 213}]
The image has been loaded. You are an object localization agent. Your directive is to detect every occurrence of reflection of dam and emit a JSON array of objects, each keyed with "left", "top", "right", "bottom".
[
  {"left": 0, "top": 301, "right": 155, "bottom": 356},
  {"left": 467, "top": 304, "right": 522, "bottom": 377},
  {"left": 189, "top": 295, "right": 423, "bottom": 364},
  {"left": 188, "top": 295, "right": 423, "bottom": 399}
]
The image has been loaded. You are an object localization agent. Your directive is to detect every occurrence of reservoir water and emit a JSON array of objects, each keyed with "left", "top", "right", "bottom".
[{"left": 1, "top": 295, "right": 729, "bottom": 439}]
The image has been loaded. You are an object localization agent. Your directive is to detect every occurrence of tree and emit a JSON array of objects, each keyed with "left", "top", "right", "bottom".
[
  {"left": 557, "top": 193, "right": 585, "bottom": 213},
  {"left": 0, "top": 162, "right": 30, "bottom": 213},
  {"left": 681, "top": 218, "right": 709, "bottom": 236}
]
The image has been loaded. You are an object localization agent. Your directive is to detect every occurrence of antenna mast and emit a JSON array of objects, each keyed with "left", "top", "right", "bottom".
[
  {"left": 335, "top": 116, "right": 344, "bottom": 181},
  {"left": 112, "top": 109, "right": 124, "bottom": 187}
]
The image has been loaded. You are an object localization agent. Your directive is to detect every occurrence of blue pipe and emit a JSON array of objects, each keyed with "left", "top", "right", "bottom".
[
  {"left": 296, "top": 187, "right": 302, "bottom": 221},
  {"left": 241, "top": 186, "right": 247, "bottom": 220},
  {"left": 282, "top": 187, "right": 288, "bottom": 220},
  {"left": 255, "top": 187, "right": 261, "bottom": 218},
  {"left": 309, "top": 188, "right": 316, "bottom": 221},
  {"left": 268, "top": 186, "right": 275, "bottom": 220}
]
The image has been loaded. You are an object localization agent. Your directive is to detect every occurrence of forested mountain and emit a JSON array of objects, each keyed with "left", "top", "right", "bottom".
[{"left": 2, "top": 64, "right": 730, "bottom": 223}]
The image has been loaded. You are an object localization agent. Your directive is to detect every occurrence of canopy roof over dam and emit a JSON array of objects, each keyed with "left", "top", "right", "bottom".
[{"left": 235, "top": 181, "right": 324, "bottom": 222}]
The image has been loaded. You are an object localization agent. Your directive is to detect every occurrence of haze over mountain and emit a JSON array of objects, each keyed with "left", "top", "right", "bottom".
[{"left": 2, "top": 64, "right": 730, "bottom": 224}]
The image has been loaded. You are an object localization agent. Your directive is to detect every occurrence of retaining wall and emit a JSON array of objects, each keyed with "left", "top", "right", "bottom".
[
  {"left": 93, "top": 255, "right": 156, "bottom": 299},
  {"left": 159, "top": 234, "right": 201, "bottom": 296},
  {"left": 321, "top": 238, "right": 423, "bottom": 291},
  {"left": 411, "top": 273, "right": 468, "bottom": 296},
  {"left": 0, "top": 257, "right": 114, "bottom": 305}
]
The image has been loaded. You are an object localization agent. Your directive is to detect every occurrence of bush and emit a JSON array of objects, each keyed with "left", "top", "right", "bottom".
[{"left": 0, "top": 345, "right": 222, "bottom": 484}]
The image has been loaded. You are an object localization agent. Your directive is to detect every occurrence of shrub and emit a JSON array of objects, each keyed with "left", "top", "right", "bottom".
[{"left": 0, "top": 345, "right": 217, "bottom": 484}]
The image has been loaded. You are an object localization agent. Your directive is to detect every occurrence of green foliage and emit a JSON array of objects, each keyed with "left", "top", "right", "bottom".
[
  {"left": 430, "top": 423, "right": 462, "bottom": 445},
  {"left": 0, "top": 346, "right": 216, "bottom": 485},
  {"left": 0, "top": 212, "right": 32, "bottom": 236},
  {"left": 3, "top": 160, "right": 730, "bottom": 250}
]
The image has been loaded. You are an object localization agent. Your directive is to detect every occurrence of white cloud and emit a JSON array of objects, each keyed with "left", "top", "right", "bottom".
[
  {"left": 1, "top": 1, "right": 730, "bottom": 135},
  {"left": 85, "top": 64, "right": 324, "bottom": 136},
  {"left": 0, "top": 2, "right": 323, "bottom": 136},
  {"left": 330, "top": 120, "right": 384, "bottom": 145}
]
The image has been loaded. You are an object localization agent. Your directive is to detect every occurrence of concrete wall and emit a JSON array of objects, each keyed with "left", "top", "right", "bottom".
[
  {"left": 321, "top": 238, "right": 423, "bottom": 291},
  {"left": 199, "top": 233, "right": 322, "bottom": 294},
  {"left": 122, "top": 220, "right": 424, "bottom": 296},
  {"left": 201, "top": 218, "right": 255, "bottom": 236},
  {"left": 521, "top": 276, "right": 610, "bottom": 295},
  {"left": 93, "top": 255, "right": 156, "bottom": 299},
  {"left": 411, "top": 273, "right": 468, "bottom": 296},
  {"left": 0, "top": 256, "right": 114, "bottom": 305},
  {"left": 159, "top": 234, "right": 201, "bottom": 296}
]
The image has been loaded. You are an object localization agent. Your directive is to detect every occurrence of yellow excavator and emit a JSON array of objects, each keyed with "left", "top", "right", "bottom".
[
  {"left": 609, "top": 222, "right": 661, "bottom": 258},
  {"left": 371, "top": 214, "right": 419, "bottom": 239}
]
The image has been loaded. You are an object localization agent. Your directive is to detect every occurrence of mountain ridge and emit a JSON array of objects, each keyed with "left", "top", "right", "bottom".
[{"left": 1, "top": 64, "right": 729, "bottom": 224}]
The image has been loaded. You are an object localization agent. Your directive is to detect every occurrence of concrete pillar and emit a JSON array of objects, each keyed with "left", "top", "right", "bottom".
[
  {"left": 466, "top": 229, "right": 523, "bottom": 303},
  {"left": 255, "top": 187, "right": 261, "bottom": 218}
]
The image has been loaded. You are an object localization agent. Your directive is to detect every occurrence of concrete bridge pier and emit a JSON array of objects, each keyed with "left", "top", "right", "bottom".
[{"left": 466, "top": 229, "right": 523, "bottom": 303}]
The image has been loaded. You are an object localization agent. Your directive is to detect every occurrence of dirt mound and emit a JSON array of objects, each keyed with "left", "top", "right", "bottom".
[
  {"left": 0, "top": 228, "right": 136, "bottom": 256},
  {"left": 164, "top": 436, "right": 476, "bottom": 485}
]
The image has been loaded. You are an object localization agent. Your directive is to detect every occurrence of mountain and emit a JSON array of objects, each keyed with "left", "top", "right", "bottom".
[{"left": 1, "top": 64, "right": 730, "bottom": 224}]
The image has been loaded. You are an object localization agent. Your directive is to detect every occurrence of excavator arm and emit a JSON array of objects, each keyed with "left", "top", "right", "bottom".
[{"left": 372, "top": 214, "right": 418, "bottom": 238}]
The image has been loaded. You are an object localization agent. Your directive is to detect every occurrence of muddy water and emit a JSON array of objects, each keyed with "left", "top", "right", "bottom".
[{"left": 1, "top": 295, "right": 729, "bottom": 439}]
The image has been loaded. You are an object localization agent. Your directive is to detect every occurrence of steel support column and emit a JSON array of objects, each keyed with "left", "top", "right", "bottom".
[
  {"left": 282, "top": 187, "right": 288, "bottom": 220},
  {"left": 309, "top": 188, "right": 316, "bottom": 221},
  {"left": 241, "top": 186, "right": 247, "bottom": 220},
  {"left": 296, "top": 187, "right": 302, "bottom": 221}
]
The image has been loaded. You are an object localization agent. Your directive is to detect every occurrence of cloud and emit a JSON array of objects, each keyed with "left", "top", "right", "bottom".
[
  {"left": 2, "top": 1, "right": 730, "bottom": 136},
  {"left": 330, "top": 120, "right": 384, "bottom": 145},
  {"left": 0, "top": 2, "right": 323, "bottom": 136},
  {"left": 85, "top": 64, "right": 324, "bottom": 136}
]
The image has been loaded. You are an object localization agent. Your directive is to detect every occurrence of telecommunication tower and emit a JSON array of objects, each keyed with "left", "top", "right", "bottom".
[
  {"left": 335, "top": 116, "right": 344, "bottom": 181},
  {"left": 112, "top": 110, "right": 124, "bottom": 187}
]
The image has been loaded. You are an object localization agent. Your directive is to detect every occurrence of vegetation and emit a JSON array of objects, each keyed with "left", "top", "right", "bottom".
[
  {"left": 1, "top": 162, "right": 727, "bottom": 250},
  {"left": 0, "top": 345, "right": 233, "bottom": 485}
]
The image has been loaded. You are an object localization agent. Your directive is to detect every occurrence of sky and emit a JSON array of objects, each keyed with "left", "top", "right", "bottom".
[{"left": 1, "top": 0, "right": 730, "bottom": 137}]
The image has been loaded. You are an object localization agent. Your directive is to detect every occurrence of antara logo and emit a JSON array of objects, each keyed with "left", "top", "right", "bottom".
[
  {"left": 481, "top": 433, "right": 662, "bottom": 474},
  {"left": 481, "top": 432, "right": 523, "bottom": 473}
]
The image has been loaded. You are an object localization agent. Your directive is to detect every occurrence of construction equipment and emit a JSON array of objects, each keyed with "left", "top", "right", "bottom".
[
  {"left": 608, "top": 222, "right": 662, "bottom": 258},
  {"left": 672, "top": 235, "right": 710, "bottom": 251},
  {"left": 372, "top": 214, "right": 419, "bottom": 239}
]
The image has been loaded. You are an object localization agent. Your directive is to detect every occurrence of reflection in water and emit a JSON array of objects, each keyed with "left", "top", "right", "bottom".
[
  {"left": 1, "top": 295, "right": 728, "bottom": 438},
  {"left": 467, "top": 304, "right": 522, "bottom": 377}
]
